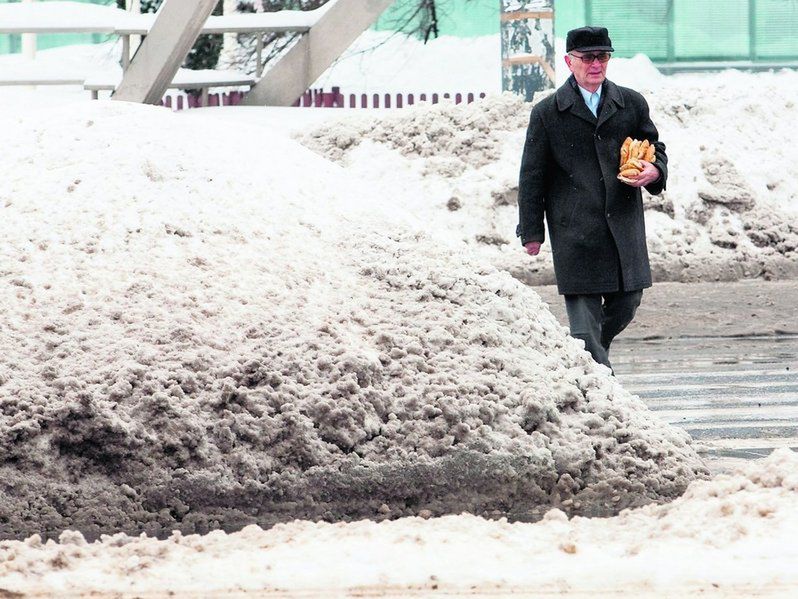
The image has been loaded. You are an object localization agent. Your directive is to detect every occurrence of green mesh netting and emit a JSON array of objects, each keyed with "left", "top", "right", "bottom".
[
  {"left": 3, "top": 0, "right": 798, "bottom": 61},
  {"left": 558, "top": 0, "right": 798, "bottom": 62}
]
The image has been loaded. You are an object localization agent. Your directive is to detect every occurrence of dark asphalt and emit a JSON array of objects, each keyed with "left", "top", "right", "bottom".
[
  {"left": 612, "top": 334, "right": 798, "bottom": 473},
  {"left": 533, "top": 281, "right": 798, "bottom": 473}
]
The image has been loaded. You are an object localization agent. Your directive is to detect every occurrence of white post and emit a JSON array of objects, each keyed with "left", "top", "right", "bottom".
[{"left": 22, "top": 0, "right": 37, "bottom": 60}]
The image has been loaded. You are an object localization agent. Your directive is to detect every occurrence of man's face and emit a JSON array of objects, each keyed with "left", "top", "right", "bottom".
[{"left": 565, "top": 51, "right": 610, "bottom": 91}]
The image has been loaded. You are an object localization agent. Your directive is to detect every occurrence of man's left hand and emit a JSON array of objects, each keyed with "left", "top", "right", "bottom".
[{"left": 626, "top": 161, "right": 660, "bottom": 187}]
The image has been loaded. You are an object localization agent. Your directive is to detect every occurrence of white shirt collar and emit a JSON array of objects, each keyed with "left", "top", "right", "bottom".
[
  {"left": 577, "top": 84, "right": 601, "bottom": 116},
  {"left": 577, "top": 84, "right": 601, "bottom": 102}
]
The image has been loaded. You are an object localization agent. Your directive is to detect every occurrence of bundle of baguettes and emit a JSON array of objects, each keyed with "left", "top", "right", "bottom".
[{"left": 618, "top": 137, "right": 655, "bottom": 184}]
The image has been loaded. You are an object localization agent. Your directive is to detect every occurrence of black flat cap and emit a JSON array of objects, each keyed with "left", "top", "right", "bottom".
[{"left": 566, "top": 26, "right": 614, "bottom": 53}]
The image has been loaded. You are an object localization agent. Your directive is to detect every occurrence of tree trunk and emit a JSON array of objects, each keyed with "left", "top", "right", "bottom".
[{"left": 220, "top": 0, "right": 240, "bottom": 68}]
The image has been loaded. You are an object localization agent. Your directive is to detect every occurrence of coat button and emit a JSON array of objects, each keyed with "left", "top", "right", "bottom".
[{"left": 606, "top": 212, "right": 611, "bottom": 218}]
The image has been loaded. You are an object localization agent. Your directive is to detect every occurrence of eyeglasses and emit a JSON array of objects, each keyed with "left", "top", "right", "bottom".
[{"left": 569, "top": 52, "right": 611, "bottom": 64}]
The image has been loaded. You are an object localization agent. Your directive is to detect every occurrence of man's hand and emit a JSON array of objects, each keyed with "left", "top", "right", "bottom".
[
  {"left": 626, "top": 161, "right": 660, "bottom": 187},
  {"left": 524, "top": 241, "right": 541, "bottom": 256}
]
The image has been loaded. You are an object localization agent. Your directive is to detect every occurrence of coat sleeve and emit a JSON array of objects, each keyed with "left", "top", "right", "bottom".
[
  {"left": 516, "top": 107, "right": 550, "bottom": 245},
  {"left": 635, "top": 95, "right": 668, "bottom": 195}
]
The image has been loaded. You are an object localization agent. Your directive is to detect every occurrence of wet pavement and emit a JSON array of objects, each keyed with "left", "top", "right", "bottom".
[
  {"left": 613, "top": 334, "right": 798, "bottom": 474},
  {"left": 534, "top": 280, "right": 798, "bottom": 474}
]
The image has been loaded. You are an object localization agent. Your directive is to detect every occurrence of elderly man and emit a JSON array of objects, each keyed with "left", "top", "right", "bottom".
[{"left": 516, "top": 26, "right": 668, "bottom": 371}]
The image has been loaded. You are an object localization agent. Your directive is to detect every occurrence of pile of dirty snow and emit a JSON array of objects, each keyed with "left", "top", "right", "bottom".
[
  {"left": 297, "top": 64, "right": 798, "bottom": 285},
  {"left": 1, "top": 448, "right": 794, "bottom": 596},
  {"left": 0, "top": 99, "right": 707, "bottom": 541}
]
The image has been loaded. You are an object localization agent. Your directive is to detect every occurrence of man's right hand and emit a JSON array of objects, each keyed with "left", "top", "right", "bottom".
[{"left": 524, "top": 241, "right": 542, "bottom": 256}]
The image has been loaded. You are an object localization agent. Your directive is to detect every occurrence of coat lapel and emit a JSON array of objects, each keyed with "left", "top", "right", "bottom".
[
  {"left": 556, "top": 77, "right": 596, "bottom": 126},
  {"left": 596, "top": 79, "right": 625, "bottom": 129},
  {"left": 556, "top": 76, "right": 626, "bottom": 129}
]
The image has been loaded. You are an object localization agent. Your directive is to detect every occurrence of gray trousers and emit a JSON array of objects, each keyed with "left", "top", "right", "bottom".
[{"left": 564, "top": 290, "right": 643, "bottom": 370}]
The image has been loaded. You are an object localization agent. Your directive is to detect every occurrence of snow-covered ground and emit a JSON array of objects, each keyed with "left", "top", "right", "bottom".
[
  {"left": 0, "top": 91, "right": 706, "bottom": 538},
  {"left": 0, "top": 90, "right": 794, "bottom": 599},
  {"left": 219, "top": 29, "right": 798, "bottom": 285},
  {"left": 311, "top": 30, "right": 502, "bottom": 94},
  {"left": 0, "top": 37, "right": 120, "bottom": 83},
  {"left": 298, "top": 58, "right": 798, "bottom": 286},
  {"left": 1, "top": 449, "right": 794, "bottom": 597},
  {"left": 0, "top": 26, "right": 796, "bottom": 598}
]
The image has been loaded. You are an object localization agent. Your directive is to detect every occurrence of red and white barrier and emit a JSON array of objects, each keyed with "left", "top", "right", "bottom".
[{"left": 158, "top": 87, "right": 488, "bottom": 111}]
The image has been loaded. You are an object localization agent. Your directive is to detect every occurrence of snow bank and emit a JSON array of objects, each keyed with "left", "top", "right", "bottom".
[
  {"left": 217, "top": 28, "right": 501, "bottom": 94},
  {"left": 0, "top": 100, "right": 706, "bottom": 541},
  {"left": 605, "top": 53, "right": 667, "bottom": 91},
  {"left": 1, "top": 448, "right": 794, "bottom": 596},
  {"left": 0, "top": 40, "right": 121, "bottom": 85},
  {"left": 297, "top": 63, "right": 798, "bottom": 285}
]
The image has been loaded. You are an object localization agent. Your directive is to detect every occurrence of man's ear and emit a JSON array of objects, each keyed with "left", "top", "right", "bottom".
[{"left": 564, "top": 55, "right": 572, "bottom": 70}]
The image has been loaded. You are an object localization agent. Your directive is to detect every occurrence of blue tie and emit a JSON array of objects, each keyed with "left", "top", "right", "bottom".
[{"left": 588, "top": 92, "right": 599, "bottom": 117}]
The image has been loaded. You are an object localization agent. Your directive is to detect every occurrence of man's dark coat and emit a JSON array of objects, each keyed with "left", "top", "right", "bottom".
[{"left": 516, "top": 75, "right": 668, "bottom": 295}]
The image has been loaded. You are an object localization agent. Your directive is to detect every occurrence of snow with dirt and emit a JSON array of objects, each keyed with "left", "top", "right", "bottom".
[
  {"left": 298, "top": 65, "right": 798, "bottom": 287},
  {"left": 1, "top": 449, "right": 795, "bottom": 596},
  {"left": 0, "top": 97, "right": 707, "bottom": 543},
  {"left": 0, "top": 23, "right": 796, "bottom": 597}
]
